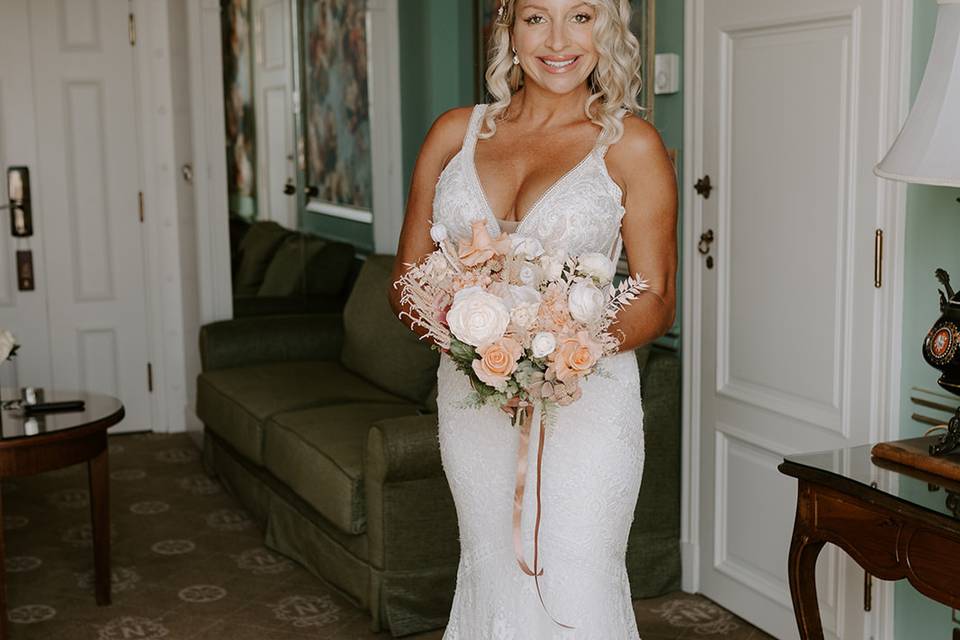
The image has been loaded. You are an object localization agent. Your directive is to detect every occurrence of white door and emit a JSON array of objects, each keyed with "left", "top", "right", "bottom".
[
  {"left": 692, "top": 1, "right": 903, "bottom": 638},
  {"left": 0, "top": 0, "right": 151, "bottom": 432},
  {"left": 252, "top": 0, "right": 298, "bottom": 229}
]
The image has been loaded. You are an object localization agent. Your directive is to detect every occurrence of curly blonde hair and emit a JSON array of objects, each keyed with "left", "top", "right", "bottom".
[{"left": 479, "top": 0, "right": 643, "bottom": 147}]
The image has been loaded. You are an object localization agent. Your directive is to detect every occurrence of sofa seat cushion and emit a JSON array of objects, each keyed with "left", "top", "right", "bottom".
[
  {"left": 263, "top": 403, "right": 422, "bottom": 535},
  {"left": 197, "top": 360, "right": 409, "bottom": 466}
]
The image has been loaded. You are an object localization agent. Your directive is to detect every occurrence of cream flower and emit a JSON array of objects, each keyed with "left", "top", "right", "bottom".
[
  {"left": 430, "top": 223, "right": 448, "bottom": 244},
  {"left": 576, "top": 252, "right": 615, "bottom": 284},
  {"left": 510, "top": 234, "right": 545, "bottom": 259},
  {"left": 446, "top": 286, "right": 510, "bottom": 347},
  {"left": 567, "top": 280, "right": 606, "bottom": 324},
  {"left": 531, "top": 332, "right": 557, "bottom": 358}
]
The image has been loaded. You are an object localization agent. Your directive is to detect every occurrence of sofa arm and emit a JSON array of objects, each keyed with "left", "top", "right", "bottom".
[
  {"left": 365, "top": 413, "right": 443, "bottom": 484},
  {"left": 199, "top": 312, "right": 344, "bottom": 371}
]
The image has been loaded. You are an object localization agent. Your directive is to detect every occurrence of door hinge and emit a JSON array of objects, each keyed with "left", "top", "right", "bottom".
[
  {"left": 128, "top": 13, "right": 136, "bottom": 46},
  {"left": 874, "top": 229, "right": 884, "bottom": 288},
  {"left": 138, "top": 191, "right": 144, "bottom": 223},
  {"left": 147, "top": 362, "right": 153, "bottom": 392},
  {"left": 863, "top": 570, "right": 873, "bottom": 611}
]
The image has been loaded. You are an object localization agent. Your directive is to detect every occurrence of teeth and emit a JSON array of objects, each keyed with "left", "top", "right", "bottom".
[{"left": 543, "top": 58, "right": 576, "bottom": 68}]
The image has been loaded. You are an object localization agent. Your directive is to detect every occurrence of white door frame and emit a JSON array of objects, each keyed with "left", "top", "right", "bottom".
[
  {"left": 679, "top": 1, "right": 912, "bottom": 638},
  {"left": 132, "top": 0, "right": 200, "bottom": 433}
]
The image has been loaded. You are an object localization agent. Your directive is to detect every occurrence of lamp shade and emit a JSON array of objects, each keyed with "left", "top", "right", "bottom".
[{"left": 875, "top": 0, "right": 960, "bottom": 187}]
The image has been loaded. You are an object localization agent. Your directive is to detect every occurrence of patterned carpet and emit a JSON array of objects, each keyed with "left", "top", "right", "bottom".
[{"left": 2, "top": 433, "right": 774, "bottom": 639}]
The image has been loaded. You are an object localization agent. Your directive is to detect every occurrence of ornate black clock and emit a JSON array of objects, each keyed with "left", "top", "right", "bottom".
[{"left": 923, "top": 269, "right": 960, "bottom": 456}]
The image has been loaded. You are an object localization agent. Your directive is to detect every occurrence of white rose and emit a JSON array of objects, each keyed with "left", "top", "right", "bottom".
[
  {"left": 446, "top": 287, "right": 511, "bottom": 347},
  {"left": 567, "top": 280, "right": 606, "bottom": 324},
  {"left": 430, "top": 223, "right": 448, "bottom": 244},
  {"left": 500, "top": 285, "right": 541, "bottom": 309},
  {"left": 510, "top": 234, "right": 544, "bottom": 259},
  {"left": 0, "top": 329, "right": 16, "bottom": 361},
  {"left": 577, "top": 252, "right": 615, "bottom": 283},
  {"left": 531, "top": 332, "right": 557, "bottom": 358}
]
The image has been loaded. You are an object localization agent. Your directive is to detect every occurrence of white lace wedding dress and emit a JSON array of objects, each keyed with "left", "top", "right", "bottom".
[{"left": 431, "top": 103, "right": 645, "bottom": 639}]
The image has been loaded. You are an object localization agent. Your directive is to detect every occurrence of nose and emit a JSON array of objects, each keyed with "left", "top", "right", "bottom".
[{"left": 545, "top": 20, "right": 569, "bottom": 51}]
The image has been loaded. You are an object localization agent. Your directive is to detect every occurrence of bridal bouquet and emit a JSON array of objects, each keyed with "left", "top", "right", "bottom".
[
  {"left": 394, "top": 218, "right": 648, "bottom": 423},
  {"left": 393, "top": 217, "right": 648, "bottom": 629}
]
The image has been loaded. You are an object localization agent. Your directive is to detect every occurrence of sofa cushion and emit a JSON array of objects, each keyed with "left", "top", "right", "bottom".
[
  {"left": 263, "top": 403, "right": 422, "bottom": 535},
  {"left": 340, "top": 254, "right": 440, "bottom": 405},
  {"left": 234, "top": 221, "right": 292, "bottom": 295},
  {"left": 197, "top": 360, "right": 409, "bottom": 465}
]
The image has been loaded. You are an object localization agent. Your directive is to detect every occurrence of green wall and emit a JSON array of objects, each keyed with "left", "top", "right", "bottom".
[{"left": 894, "top": 1, "right": 960, "bottom": 637}]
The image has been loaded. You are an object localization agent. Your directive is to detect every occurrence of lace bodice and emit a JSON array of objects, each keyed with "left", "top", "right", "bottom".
[{"left": 432, "top": 103, "right": 627, "bottom": 265}]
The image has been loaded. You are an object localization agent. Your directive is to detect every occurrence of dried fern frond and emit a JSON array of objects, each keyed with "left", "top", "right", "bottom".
[{"left": 393, "top": 255, "right": 453, "bottom": 350}]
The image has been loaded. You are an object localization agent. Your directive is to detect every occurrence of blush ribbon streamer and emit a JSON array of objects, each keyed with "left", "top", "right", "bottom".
[{"left": 511, "top": 402, "right": 576, "bottom": 630}]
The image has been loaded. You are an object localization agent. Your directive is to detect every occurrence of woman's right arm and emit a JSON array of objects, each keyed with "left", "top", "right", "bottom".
[{"left": 387, "top": 106, "right": 473, "bottom": 342}]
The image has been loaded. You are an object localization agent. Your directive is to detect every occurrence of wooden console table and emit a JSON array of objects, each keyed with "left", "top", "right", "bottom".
[{"left": 779, "top": 439, "right": 960, "bottom": 639}]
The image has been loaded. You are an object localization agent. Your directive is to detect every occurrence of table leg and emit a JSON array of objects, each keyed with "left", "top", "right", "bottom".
[
  {"left": 788, "top": 527, "right": 826, "bottom": 640},
  {"left": 88, "top": 448, "right": 111, "bottom": 606},
  {"left": 0, "top": 482, "right": 7, "bottom": 639}
]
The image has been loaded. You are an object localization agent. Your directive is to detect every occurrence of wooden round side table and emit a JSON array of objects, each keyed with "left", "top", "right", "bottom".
[{"left": 0, "top": 389, "right": 124, "bottom": 636}]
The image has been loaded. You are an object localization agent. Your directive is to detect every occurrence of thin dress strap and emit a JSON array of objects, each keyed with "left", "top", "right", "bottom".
[{"left": 462, "top": 104, "right": 487, "bottom": 154}]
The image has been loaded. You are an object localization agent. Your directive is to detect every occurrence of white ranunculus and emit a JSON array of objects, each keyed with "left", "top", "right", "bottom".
[
  {"left": 577, "top": 252, "right": 615, "bottom": 283},
  {"left": 500, "top": 285, "right": 541, "bottom": 310},
  {"left": 446, "top": 287, "right": 511, "bottom": 347},
  {"left": 567, "top": 280, "right": 606, "bottom": 324},
  {"left": 510, "top": 234, "right": 544, "bottom": 259},
  {"left": 531, "top": 332, "right": 557, "bottom": 358},
  {"left": 0, "top": 329, "right": 16, "bottom": 362},
  {"left": 429, "top": 223, "right": 448, "bottom": 244}
]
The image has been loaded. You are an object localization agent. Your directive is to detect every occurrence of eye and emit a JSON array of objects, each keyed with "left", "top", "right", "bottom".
[
  {"left": 523, "top": 14, "right": 546, "bottom": 25},
  {"left": 573, "top": 12, "right": 592, "bottom": 23}
]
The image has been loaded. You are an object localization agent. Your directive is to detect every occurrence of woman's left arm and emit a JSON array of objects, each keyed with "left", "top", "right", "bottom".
[{"left": 606, "top": 117, "right": 679, "bottom": 353}]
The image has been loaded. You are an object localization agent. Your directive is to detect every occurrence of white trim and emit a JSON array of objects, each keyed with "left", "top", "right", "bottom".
[
  {"left": 367, "top": 0, "right": 404, "bottom": 255},
  {"left": 681, "top": 0, "right": 702, "bottom": 594},
  {"left": 680, "top": 0, "right": 912, "bottom": 627},
  {"left": 305, "top": 200, "right": 375, "bottom": 223},
  {"left": 188, "top": 0, "right": 233, "bottom": 325},
  {"left": 132, "top": 0, "right": 188, "bottom": 433},
  {"left": 873, "top": 4, "right": 913, "bottom": 638}
]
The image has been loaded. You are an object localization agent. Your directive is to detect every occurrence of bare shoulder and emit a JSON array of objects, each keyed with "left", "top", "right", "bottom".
[
  {"left": 606, "top": 113, "right": 674, "bottom": 197},
  {"left": 609, "top": 113, "right": 668, "bottom": 168},
  {"left": 421, "top": 105, "right": 477, "bottom": 168}
]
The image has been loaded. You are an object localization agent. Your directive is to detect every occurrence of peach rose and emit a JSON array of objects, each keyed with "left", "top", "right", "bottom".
[
  {"left": 553, "top": 330, "right": 603, "bottom": 383},
  {"left": 458, "top": 219, "right": 512, "bottom": 267},
  {"left": 472, "top": 336, "right": 523, "bottom": 390}
]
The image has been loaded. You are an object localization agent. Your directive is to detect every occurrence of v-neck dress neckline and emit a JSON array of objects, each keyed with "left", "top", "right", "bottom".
[{"left": 469, "top": 104, "right": 606, "bottom": 236}]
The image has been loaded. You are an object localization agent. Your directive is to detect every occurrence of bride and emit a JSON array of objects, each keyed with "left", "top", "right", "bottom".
[{"left": 388, "top": 0, "right": 677, "bottom": 636}]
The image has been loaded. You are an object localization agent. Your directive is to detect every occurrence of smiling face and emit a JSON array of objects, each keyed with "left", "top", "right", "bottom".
[{"left": 512, "top": 0, "right": 599, "bottom": 95}]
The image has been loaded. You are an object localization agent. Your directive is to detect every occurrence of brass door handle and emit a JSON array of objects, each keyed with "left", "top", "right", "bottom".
[{"left": 304, "top": 185, "right": 319, "bottom": 198}]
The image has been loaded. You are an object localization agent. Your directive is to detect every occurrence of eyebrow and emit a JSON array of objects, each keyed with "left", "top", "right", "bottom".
[{"left": 519, "top": 2, "right": 592, "bottom": 11}]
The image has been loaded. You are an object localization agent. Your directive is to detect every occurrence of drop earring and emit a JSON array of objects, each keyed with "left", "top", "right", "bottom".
[{"left": 512, "top": 47, "right": 519, "bottom": 65}]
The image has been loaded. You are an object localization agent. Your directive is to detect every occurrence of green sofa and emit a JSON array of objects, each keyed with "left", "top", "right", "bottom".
[{"left": 196, "top": 253, "right": 682, "bottom": 637}]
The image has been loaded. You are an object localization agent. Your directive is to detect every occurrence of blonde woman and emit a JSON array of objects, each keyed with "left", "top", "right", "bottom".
[{"left": 388, "top": 0, "right": 677, "bottom": 635}]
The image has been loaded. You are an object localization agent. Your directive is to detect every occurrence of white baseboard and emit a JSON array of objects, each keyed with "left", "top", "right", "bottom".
[{"left": 682, "top": 540, "right": 700, "bottom": 593}]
